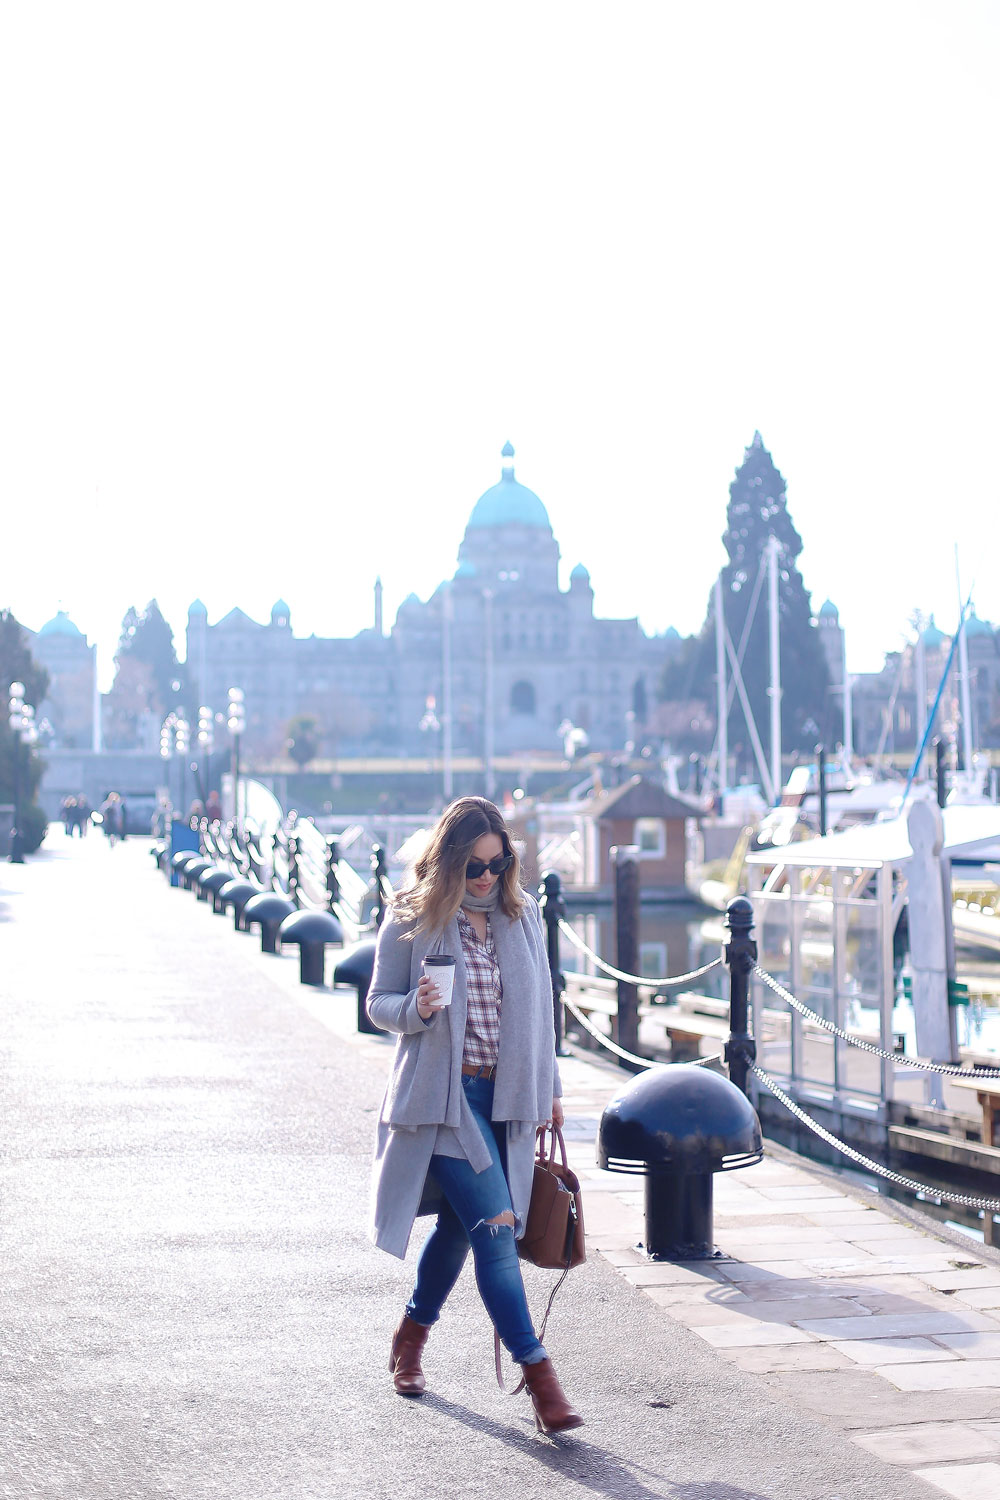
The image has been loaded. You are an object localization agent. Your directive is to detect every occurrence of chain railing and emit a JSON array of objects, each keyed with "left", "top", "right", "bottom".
[
  {"left": 558, "top": 919, "right": 723, "bottom": 989},
  {"left": 754, "top": 964, "right": 1000, "bottom": 1081},
  {"left": 753, "top": 1061, "right": 1000, "bottom": 1214},
  {"left": 562, "top": 995, "right": 720, "bottom": 1071}
]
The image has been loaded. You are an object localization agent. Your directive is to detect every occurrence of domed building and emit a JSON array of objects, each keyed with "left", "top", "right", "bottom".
[
  {"left": 184, "top": 445, "right": 669, "bottom": 764},
  {"left": 24, "top": 610, "right": 99, "bottom": 749}
]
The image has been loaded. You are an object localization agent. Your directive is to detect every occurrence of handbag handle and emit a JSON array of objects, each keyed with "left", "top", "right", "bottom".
[{"left": 536, "top": 1120, "right": 569, "bottom": 1172}]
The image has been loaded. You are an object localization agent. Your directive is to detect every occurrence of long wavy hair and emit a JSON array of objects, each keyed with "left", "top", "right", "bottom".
[{"left": 392, "top": 796, "right": 524, "bottom": 937}]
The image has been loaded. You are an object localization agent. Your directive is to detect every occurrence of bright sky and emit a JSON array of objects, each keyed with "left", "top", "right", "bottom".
[{"left": 2, "top": 1, "right": 998, "bottom": 690}]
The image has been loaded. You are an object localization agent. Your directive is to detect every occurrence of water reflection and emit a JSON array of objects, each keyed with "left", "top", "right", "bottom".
[
  {"left": 561, "top": 903, "right": 727, "bottom": 999},
  {"left": 562, "top": 902, "right": 1000, "bottom": 1054}
]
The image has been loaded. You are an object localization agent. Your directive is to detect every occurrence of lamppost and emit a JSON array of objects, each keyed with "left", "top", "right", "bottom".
[
  {"left": 196, "top": 705, "right": 214, "bottom": 814},
  {"left": 176, "top": 713, "right": 190, "bottom": 818},
  {"left": 159, "top": 714, "right": 174, "bottom": 820},
  {"left": 227, "top": 688, "right": 246, "bottom": 831},
  {"left": 419, "top": 695, "right": 441, "bottom": 801},
  {"left": 160, "top": 710, "right": 191, "bottom": 822},
  {"left": 8, "top": 682, "right": 37, "bottom": 864}
]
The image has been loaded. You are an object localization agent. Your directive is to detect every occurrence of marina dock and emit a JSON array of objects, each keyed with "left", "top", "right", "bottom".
[{"left": 4, "top": 830, "right": 1000, "bottom": 1499}]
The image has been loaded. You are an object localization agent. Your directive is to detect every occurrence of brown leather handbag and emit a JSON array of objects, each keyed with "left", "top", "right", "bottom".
[{"left": 518, "top": 1122, "right": 586, "bottom": 1270}]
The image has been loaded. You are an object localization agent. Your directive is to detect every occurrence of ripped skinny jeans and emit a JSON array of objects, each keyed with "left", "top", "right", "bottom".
[{"left": 406, "top": 1074, "right": 547, "bottom": 1365}]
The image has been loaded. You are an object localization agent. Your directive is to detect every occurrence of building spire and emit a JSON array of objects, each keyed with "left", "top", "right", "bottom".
[
  {"left": 501, "top": 440, "right": 515, "bottom": 480},
  {"left": 374, "top": 576, "right": 383, "bottom": 637}
]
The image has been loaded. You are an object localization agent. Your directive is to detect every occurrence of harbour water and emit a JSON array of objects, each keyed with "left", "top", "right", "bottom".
[{"left": 561, "top": 902, "right": 1000, "bottom": 1054}]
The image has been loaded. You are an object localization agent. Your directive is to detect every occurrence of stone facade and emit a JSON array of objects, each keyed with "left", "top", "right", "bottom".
[
  {"left": 851, "top": 611, "right": 1000, "bottom": 757},
  {"left": 23, "top": 611, "right": 98, "bottom": 751},
  {"left": 184, "top": 447, "right": 671, "bottom": 761}
]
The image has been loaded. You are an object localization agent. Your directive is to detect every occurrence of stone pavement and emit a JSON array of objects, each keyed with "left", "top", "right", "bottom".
[{"left": 3, "top": 830, "right": 998, "bottom": 1500}]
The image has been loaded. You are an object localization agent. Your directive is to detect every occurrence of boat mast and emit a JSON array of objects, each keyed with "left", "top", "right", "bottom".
[
  {"left": 767, "top": 535, "right": 781, "bottom": 804},
  {"left": 955, "top": 548, "right": 974, "bottom": 775},
  {"left": 842, "top": 626, "right": 853, "bottom": 768},
  {"left": 914, "top": 620, "right": 927, "bottom": 771},
  {"left": 714, "top": 575, "right": 728, "bottom": 799}
]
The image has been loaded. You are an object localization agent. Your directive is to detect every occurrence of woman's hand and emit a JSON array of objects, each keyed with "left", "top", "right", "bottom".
[
  {"left": 415, "top": 973, "right": 442, "bottom": 1021},
  {"left": 550, "top": 1097, "right": 564, "bottom": 1129}
]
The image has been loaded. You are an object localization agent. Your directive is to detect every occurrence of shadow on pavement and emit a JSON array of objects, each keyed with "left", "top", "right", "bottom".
[
  {"left": 670, "top": 1487, "right": 778, "bottom": 1500},
  {"left": 697, "top": 1263, "right": 991, "bottom": 1327},
  {"left": 420, "top": 1392, "right": 775, "bottom": 1500}
]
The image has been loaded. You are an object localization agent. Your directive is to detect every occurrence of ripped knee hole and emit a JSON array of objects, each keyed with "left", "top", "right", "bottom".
[{"left": 471, "top": 1210, "right": 516, "bottom": 1235}]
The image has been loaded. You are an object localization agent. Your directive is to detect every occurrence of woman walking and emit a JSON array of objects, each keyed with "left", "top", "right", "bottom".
[{"left": 368, "top": 796, "right": 583, "bottom": 1434}]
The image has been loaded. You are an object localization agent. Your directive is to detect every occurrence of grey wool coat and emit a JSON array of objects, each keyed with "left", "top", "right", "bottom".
[{"left": 367, "top": 892, "right": 562, "bottom": 1259}]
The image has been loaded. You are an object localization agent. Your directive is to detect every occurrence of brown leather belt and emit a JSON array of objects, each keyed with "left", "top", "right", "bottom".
[{"left": 461, "top": 1063, "right": 498, "bottom": 1080}]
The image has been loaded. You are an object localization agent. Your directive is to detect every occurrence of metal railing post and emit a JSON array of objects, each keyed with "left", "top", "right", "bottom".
[
  {"left": 372, "top": 844, "right": 388, "bottom": 928},
  {"left": 326, "top": 836, "right": 340, "bottom": 915},
  {"left": 288, "top": 833, "right": 301, "bottom": 908},
  {"left": 538, "top": 869, "right": 566, "bottom": 1055},
  {"left": 611, "top": 845, "right": 641, "bottom": 1066},
  {"left": 817, "top": 744, "right": 827, "bottom": 836},
  {"left": 724, "top": 896, "right": 757, "bottom": 1097}
]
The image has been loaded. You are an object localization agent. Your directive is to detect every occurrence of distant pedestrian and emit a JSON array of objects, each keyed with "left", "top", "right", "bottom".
[
  {"left": 367, "top": 796, "right": 583, "bottom": 1434},
  {"left": 76, "top": 795, "right": 90, "bottom": 836},
  {"left": 152, "top": 798, "right": 171, "bottom": 837},
  {"left": 61, "top": 796, "right": 77, "bottom": 834},
  {"left": 204, "top": 791, "right": 223, "bottom": 824},
  {"left": 99, "top": 793, "right": 123, "bottom": 847}
]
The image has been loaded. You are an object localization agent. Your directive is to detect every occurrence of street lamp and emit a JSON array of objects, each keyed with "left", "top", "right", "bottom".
[
  {"left": 176, "top": 712, "right": 190, "bottom": 817},
  {"left": 227, "top": 688, "right": 246, "bottom": 830},
  {"left": 160, "top": 710, "right": 191, "bottom": 821},
  {"left": 419, "top": 694, "right": 441, "bottom": 800},
  {"left": 8, "top": 682, "right": 36, "bottom": 864},
  {"left": 196, "top": 705, "right": 214, "bottom": 813}
]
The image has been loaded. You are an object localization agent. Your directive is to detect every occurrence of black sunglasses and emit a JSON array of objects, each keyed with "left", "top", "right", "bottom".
[{"left": 466, "top": 853, "right": 513, "bottom": 880}]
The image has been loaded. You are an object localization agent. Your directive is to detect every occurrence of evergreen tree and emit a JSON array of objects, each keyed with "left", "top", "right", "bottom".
[
  {"left": 0, "top": 609, "right": 50, "bottom": 710},
  {"left": 660, "top": 434, "right": 829, "bottom": 762},
  {"left": 286, "top": 714, "right": 320, "bottom": 768},
  {"left": 112, "top": 601, "right": 184, "bottom": 718},
  {"left": 0, "top": 610, "right": 49, "bottom": 851}
]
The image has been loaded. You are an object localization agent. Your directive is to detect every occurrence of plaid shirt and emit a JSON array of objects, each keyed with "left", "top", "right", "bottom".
[{"left": 457, "top": 907, "right": 503, "bottom": 1068}]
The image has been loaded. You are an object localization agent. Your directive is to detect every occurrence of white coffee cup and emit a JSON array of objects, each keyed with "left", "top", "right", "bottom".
[{"left": 423, "top": 954, "right": 456, "bottom": 1007}]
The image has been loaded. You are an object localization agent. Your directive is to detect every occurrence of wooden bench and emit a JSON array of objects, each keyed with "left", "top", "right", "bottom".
[
  {"left": 562, "top": 972, "right": 729, "bottom": 1062},
  {"left": 950, "top": 1075, "right": 1000, "bottom": 1148}
]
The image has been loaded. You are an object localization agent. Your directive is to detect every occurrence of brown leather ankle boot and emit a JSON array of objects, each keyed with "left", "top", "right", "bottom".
[
  {"left": 389, "top": 1315, "right": 430, "bottom": 1396},
  {"left": 521, "top": 1357, "right": 583, "bottom": 1433}
]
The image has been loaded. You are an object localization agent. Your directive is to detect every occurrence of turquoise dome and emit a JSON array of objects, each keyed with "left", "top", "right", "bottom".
[
  {"left": 818, "top": 599, "right": 839, "bottom": 619},
  {"left": 965, "top": 610, "right": 991, "bottom": 637},
  {"left": 570, "top": 563, "right": 590, "bottom": 582},
  {"left": 921, "top": 616, "right": 948, "bottom": 649},
  {"left": 38, "top": 610, "right": 83, "bottom": 638},
  {"left": 467, "top": 444, "right": 550, "bottom": 531}
]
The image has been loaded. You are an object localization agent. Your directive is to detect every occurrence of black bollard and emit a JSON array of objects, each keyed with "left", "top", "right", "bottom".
[
  {"left": 724, "top": 896, "right": 757, "bottom": 1097},
  {"left": 538, "top": 869, "right": 566, "bottom": 1055},
  {"left": 326, "top": 836, "right": 340, "bottom": 914},
  {"left": 611, "top": 845, "right": 641, "bottom": 1065}
]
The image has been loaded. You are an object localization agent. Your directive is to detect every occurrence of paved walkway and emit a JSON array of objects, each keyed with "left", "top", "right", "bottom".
[{"left": 3, "top": 831, "right": 999, "bottom": 1499}]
